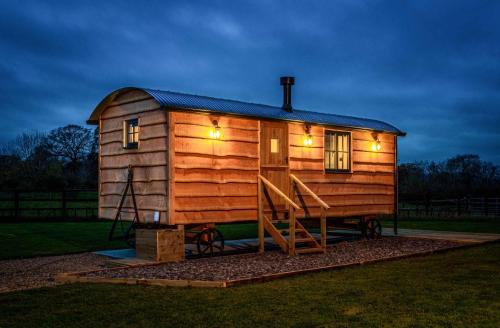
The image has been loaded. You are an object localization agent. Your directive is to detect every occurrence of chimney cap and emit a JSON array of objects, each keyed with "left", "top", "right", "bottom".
[{"left": 280, "top": 76, "right": 295, "bottom": 85}]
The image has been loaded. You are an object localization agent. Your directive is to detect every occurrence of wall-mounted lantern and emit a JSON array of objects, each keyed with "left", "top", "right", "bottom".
[
  {"left": 303, "top": 124, "right": 313, "bottom": 146},
  {"left": 371, "top": 135, "right": 381, "bottom": 152},
  {"left": 209, "top": 120, "right": 221, "bottom": 139}
]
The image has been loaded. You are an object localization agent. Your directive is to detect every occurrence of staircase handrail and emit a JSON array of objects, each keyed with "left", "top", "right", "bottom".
[
  {"left": 258, "top": 175, "right": 301, "bottom": 210},
  {"left": 290, "top": 174, "right": 330, "bottom": 209}
]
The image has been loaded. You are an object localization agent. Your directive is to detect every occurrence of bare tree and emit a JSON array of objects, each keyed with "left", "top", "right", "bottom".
[
  {"left": 15, "top": 131, "right": 47, "bottom": 160},
  {"left": 45, "top": 125, "right": 93, "bottom": 171},
  {"left": 0, "top": 131, "right": 46, "bottom": 159}
]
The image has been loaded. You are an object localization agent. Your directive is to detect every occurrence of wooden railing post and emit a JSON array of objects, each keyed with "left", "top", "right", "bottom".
[
  {"left": 257, "top": 177, "right": 264, "bottom": 254},
  {"left": 289, "top": 206, "right": 296, "bottom": 256},
  {"left": 289, "top": 174, "right": 329, "bottom": 253},
  {"left": 320, "top": 206, "right": 326, "bottom": 249}
]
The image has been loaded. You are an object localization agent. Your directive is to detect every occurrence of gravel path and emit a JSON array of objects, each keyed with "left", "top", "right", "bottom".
[
  {"left": 87, "top": 237, "right": 464, "bottom": 282},
  {"left": 0, "top": 253, "right": 111, "bottom": 293}
]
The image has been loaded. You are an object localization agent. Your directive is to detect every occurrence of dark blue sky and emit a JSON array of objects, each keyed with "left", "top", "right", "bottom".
[{"left": 1, "top": 0, "right": 499, "bottom": 163}]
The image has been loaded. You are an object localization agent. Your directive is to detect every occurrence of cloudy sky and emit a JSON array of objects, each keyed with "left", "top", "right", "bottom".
[{"left": 1, "top": 0, "right": 499, "bottom": 163}]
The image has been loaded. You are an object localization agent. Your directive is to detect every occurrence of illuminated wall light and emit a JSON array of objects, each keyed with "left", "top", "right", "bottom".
[
  {"left": 303, "top": 124, "right": 313, "bottom": 146},
  {"left": 209, "top": 120, "right": 221, "bottom": 139},
  {"left": 303, "top": 135, "right": 313, "bottom": 146},
  {"left": 371, "top": 138, "right": 381, "bottom": 151}
]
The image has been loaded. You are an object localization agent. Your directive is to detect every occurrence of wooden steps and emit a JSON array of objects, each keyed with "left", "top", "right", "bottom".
[{"left": 258, "top": 174, "right": 328, "bottom": 256}]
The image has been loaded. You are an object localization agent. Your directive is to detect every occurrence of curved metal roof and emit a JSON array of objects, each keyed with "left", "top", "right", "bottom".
[{"left": 88, "top": 87, "right": 405, "bottom": 136}]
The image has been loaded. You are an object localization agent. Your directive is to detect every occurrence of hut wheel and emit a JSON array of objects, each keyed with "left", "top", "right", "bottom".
[
  {"left": 365, "top": 218, "right": 382, "bottom": 239},
  {"left": 196, "top": 228, "right": 224, "bottom": 256}
]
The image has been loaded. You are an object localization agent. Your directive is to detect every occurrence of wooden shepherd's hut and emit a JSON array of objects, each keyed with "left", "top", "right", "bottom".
[{"left": 88, "top": 77, "right": 405, "bottom": 259}]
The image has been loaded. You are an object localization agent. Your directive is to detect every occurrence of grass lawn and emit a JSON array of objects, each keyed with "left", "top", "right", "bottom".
[
  {"left": 382, "top": 216, "right": 500, "bottom": 234},
  {"left": 0, "top": 221, "right": 127, "bottom": 260},
  {"left": 0, "top": 221, "right": 259, "bottom": 260},
  {"left": 0, "top": 243, "right": 498, "bottom": 327},
  {"left": 2, "top": 217, "right": 499, "bottom": 261}
]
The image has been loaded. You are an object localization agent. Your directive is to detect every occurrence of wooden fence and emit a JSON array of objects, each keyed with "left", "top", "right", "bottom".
[
  {"left": 399, "top": 197, "right": 500, "bottom": 218},
  {"left": 0, "top": 190, "right": 98, "bottom": 220}
]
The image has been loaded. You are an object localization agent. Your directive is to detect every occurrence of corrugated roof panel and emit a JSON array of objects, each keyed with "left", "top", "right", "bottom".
[
  {"left": 88, "top": 87, "right": 404, "bottom": 135},
  {"left": 143, "top": 88, "right": 404, "bottom": 135}
]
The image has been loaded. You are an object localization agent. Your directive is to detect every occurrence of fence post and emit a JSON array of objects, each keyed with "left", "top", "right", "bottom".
[
  {"left": 14, "top": 191, "right": 20, "bottom": 219},
  {"left": 62, "top": 190, "right": 67, "bottom": 218}
]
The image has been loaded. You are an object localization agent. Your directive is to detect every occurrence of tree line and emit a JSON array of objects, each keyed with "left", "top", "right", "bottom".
[
  {"left": 398, "top": 154, "right": 500, "bottom": 200},
  {"left": 1, "top": 126, "right": 500, "bottom": 198},
  {"left": 0, "top": 125, "right": 97, "bottom": 190}
]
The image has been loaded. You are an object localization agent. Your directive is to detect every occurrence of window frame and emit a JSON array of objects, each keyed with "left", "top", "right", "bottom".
[
  {"left": 123, "top": 118, "right": 139, "bottom": 149},
  {"left": 324, "top": 130, "right": 352, "bottom": 173}
]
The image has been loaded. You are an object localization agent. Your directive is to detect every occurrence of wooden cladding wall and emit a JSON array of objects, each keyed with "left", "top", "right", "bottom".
[
  {"left": 288, "top": 123, "right": 395, "bottom": 218},
  {"left": 170, "top": 112, "right": 259, "bottom": 224},
  {"left": 99, "top": 90, "right": 169, "bottom": 224}
]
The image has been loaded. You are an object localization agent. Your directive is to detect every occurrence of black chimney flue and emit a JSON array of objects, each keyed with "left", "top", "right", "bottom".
[{"left": 280, "top": 76, "right": 295, "bottom": 112}]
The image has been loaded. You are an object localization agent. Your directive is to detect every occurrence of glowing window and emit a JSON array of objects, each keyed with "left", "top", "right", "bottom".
[
  {"left": 324, "top": 131, "right": 350, "bottom": 172},
  {"left": 123, "top": 119, "right": 139, "bottom": 149},
  {"left": 270, "top": 139, "right": 279, "bottom": 153}
]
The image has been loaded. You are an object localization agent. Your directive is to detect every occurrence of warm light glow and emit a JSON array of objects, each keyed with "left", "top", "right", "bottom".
[
  {"left": 209, "top": 128, "right": 221, "bottom": 139},
  {"left": 371, "top": 139, "right": 381, "bottom": 151},
  {"left": 303, "top": 134, "right": 313, "bottom": 146},
  {"left": 210, "top": 120, "right": 221, "bottom": 139},
  {"left": 303, "top": 124, "right": 313, "bottom": 146}
]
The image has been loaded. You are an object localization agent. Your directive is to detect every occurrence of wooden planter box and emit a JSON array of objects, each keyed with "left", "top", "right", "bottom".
[{"left": 136, "top": 228, "right": 185, "bottom": 262}]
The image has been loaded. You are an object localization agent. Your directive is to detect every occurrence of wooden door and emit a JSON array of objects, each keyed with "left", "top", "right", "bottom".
[{"left": 260, "top": 121, "right": 289, "bottom": 209}]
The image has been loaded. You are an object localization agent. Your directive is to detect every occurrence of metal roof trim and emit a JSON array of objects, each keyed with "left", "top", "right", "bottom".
[{"left": 88, "top": 87, "right": 406, "bottom": 136}]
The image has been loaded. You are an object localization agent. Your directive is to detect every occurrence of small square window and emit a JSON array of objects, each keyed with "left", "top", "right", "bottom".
[{"left": 123, "top": 119, "right": 139, "bottom": 149}]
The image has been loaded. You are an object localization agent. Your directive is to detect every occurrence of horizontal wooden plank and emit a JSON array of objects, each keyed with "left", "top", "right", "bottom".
[
  {"left": 174, "top": 168, "right": 258, "bottom": 183},
  {"left": 290, "top": 171, "right": 394, "bottom": 185},
  {"left": 294, "top": 194, "right": 394, "bottom": 207},
  {"left": 172, "top": 112, "right": 259, "bottom": 131},
  {"left": 173, "top": 209, "right": 257, "bottom": 224},
  {"left": 352, "top": 163, "right": 394, "bottom": 173},
  {"left": 174, "top": 154, "right": 258, "bottom": 171},
  {"left": 174, "top": 123, "right": 258, "bottom": 143},
  {"left": 175, "top": 182, "right": 257, "bottom": 197},
  {"left": 100, "top": 194, "right": 168, "bottom": 210},
  {"left": 175, "top": 196, "right": 256, "bottom": 211},
  {"left": 289, "top": 159, "right": 324, "bottom": 171},
  {"left": 101, "top": 137, "right": 168, "bottom": 155},
  {"left": 353, "top": 151, "right": 394, "bottom": 164},
  {"left": 101, "top": 122, "right": 167, "bottom": 144},
  {"left": 102, "top": 98, "right": 160, "bottom": 120},
  {"left": 296, "top": 183, "right": 395, "bottom": 196},
  {"left": 99, "top": 208, "right": 168, "bottom": 224},
  {"left": 289, "top": 146, "right": 323, "bottom": 160},
  {"left": 175, "top": 137, "right": 259, "bottom": 158},
  {"left": 100, "top": 181, "right": 167, "bottom": 196},
  {"left": 140, "top": 124, "right": 168, "bottom": 141},
  {"left": 100, "top": 109, "right": 166, "bottom": 134},
  {"left": 100, "top": 166, "right": 167, "bottom": 182},
  {"left": 101, "top": 152, "right": 167, "bottom": 168}
]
